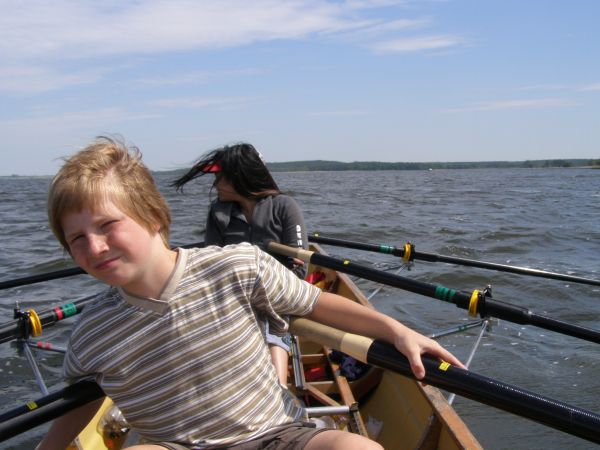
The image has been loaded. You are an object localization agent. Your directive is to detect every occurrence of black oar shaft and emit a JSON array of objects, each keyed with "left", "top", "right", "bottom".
[
  {"left": 0, "top": 267, "right": 86, "bottom": 290},
  {"left": 0, "top": 243, "right": 206, "bottom": 344},
  {"left": 419, "top": 253, "right": 600, "bottom": 287},
  {"left": 0, "top": 381, "right": 104, "bottom": 442},
  {"left": 290, "top": 318, "right": 600, "bottom": 445},
  {"left": 369, "top": 341, "right": 600, "bottom": 444},
  {"left": 0, "top": 241, "right": 206, "bottom": 291},
  {"left": 269, "top": 243, "right": 600, "bottom": 344},
  {"left": 0, "top": 295, "right": 95, "bottom": 344},
  {"left": 310, "top": 235, "right": 405, "bottom": 256},
  {"left": 309, "top": 234, "right": 600, "bottom": 287}
]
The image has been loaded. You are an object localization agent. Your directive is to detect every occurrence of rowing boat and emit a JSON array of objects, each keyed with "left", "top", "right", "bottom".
[
  {"left": 289, "top": 243, "right": 482, "bottom": 449},
  {"left": 2, "top": 242, "right": 481, "bottom": 449},
  {"left": 93, "top": 242, "right": 481, "bottom": 449},
  {"left": 73, "top": 243, "right": 481, "bottom": 449},
  {"left": 5, "top": 239, "right": 600, "bottom": 448}
]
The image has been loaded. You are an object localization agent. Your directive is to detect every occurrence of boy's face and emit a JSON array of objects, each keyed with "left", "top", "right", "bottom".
[{"left": 61, "top": 199, "right": 159, "bottom": 292}]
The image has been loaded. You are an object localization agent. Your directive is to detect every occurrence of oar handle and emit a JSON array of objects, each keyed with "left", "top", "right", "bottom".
[
  {"left": 268, "top": 242, "right": 313, "bottom": 262},
  {"left": 290, "top": 318, "right": 600, "bottom": 445},
  {"left": 290, "top": 317, "right": 373, "bottom": 361},
  {"left": 0, "top": 381, "right": 105, "bottom": 442}
]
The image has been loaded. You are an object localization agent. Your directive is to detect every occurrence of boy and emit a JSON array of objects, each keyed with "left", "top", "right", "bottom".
[{"left": 38, "top": 137, "right": 463, "bottom": 450}]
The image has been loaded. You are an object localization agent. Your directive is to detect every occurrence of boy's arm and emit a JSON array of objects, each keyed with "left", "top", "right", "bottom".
[
  {"left": 306, "top": 292, "right": 465, "bottom": 379},
  {"left": 36, "top": 397, "right": 105, "bottom": 450}
]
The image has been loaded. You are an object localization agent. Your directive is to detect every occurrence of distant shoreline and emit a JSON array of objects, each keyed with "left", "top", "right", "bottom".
[
  {"left": 3, "top": 158, "right": 599, "bottom": 177},
  {"left": 266, "top": 159, "right": 599, "bottom": 172}
]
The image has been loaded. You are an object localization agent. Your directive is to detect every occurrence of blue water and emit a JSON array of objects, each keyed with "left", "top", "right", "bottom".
[{"left": 1, "top": 168, "right": 599, "bottom": 449}]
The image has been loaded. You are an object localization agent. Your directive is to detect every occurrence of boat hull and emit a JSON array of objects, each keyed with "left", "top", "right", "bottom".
[{"left": 297, "top": 244, "right": 481, "bottom": 449}]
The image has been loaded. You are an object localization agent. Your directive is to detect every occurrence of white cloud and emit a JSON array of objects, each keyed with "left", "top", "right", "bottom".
[
  {"left": 0, "top": 65, "right": 111, "bottom": 94},
  {"left": 345, "top": 0, "right": 408, "bottom": 8},
  {"left": 308, "top": 109, "right": 371, "bottom": 117},
  {"left": 580, "top": 82, "right": 600, "bottom": 91},
  {"left": 517, "top": 82, "right": 600, "bottom": 93},
  {"left": 331, "top": 17, "right": 431, "bottom": 44},
  {"left": 0, "top": 0, "right": 470, "bottom": 96},
  {"left": 516, "top": 84, "right": 570, "bottom": 92},
  {"left": 134, "top": 68, "right": 263, "bottom": 88},
  {"left": 0, "top": 108, "right": 161, "bottom": 131},
  {"left": 370, "top": 34, "right": 464, "bottom": 53},
  {"left": 0, "top": 0, "right": 370, "bottom": 61},
  {"left": 443, "top": 98, "right": 575, "bottom": 113},
  {"left": 0, "top": 0, "right": 460, "bottom": 63},
  {"left": 147, "top": 96, "right": 253, "bottom": 110}
]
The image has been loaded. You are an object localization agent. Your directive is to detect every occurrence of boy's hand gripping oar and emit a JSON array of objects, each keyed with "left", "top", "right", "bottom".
[
  {"left": 290, "top": 318, "right": 600, "bottom": 445},
  {"left": 268, "top": 242, "right": 600, "bottom": 345},
  {"left": 308, "top": 234, "right": 600, "bottom": 287}
]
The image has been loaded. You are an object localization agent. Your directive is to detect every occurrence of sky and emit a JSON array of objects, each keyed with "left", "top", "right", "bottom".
[{"left": 1, "top": 0, "right": 599, "bottom": 176}]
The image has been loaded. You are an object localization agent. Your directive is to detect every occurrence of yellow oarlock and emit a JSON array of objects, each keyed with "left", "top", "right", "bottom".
[
  {"left": 402, "top": 243, "right": 412, "bottom": 263},
  {"left": 28, "top": 309, "right": 43, "bottom": 337},
  {"left": 468, "top": 290, "right": 480, "bottom": 318}
]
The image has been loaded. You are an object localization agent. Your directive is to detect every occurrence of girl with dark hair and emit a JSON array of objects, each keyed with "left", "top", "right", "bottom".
[{"left": 172, "top": 143, "right": 308, "bottom": 385}]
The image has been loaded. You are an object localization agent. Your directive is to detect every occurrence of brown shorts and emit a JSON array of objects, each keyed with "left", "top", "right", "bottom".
[{"left": 157, "top": 422, "right": 327, "bottom": 450}]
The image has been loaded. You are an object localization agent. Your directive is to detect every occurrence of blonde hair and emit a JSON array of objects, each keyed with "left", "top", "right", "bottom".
[{"left": 48, "top": 136, "right": 171, "bottom": 251}]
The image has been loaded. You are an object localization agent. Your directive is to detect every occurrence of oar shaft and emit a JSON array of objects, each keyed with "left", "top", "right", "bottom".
[
  {"left": 308, "top": 234, "right": 600, "bottom": 287},
  {"left": 0, "top": 244, "right": 206, "bottom": 342},
  {"left": 290, "top": 318, "right": 600, "bottom": 445},
  {"left": 310, "top": 235, "right": 405, "bottom": 257},
  {"left": 481, "top": 298, "right": 600, "bottom": 343},
  {"left": 0, "top": 267, "right": 86, "bottom": 290},
  {"left": 0, "top": 242, "right": 206, "bottom": 291},
  {"left": 0, "top": 295, "right": 95, "bottom": 344},
  {"left": 373, "top": 342, "right": 600, "bottom": 443},
  {"left": 0, "top": 381, "right": 104, "bottom": 442},
  {"left": 421, "top": 252, "right": 600, "bottom": 287},
  {"left": 269, "top": 242, "right": 600, "bottom": 344}
]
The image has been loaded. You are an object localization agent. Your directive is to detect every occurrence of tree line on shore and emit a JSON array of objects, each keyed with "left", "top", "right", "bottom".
[{"left": 266, "top": 159, "right": 600, "bottom": 172}]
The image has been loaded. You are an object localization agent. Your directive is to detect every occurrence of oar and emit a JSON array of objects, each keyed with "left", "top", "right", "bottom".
[
  {"left": 0, "top": 381, "right": 104, "bottom": 442},
  {"left": 268, "top": 242, "right": 600, "bottom": 344},
  {"left": 0, "top": 294, "right": 96, "bottom": 344},
  {"left": 309, "top": 234, "right": 600, "bottom": 287},
  {"left": 3, "top": 323, "right": 599, "bottom": 446},
  {"left": 290, "top": 318, "right": 600, "bottom": 444},
  {"left": 0, "top": 241, "right": 206, "bottom": 290},
  {"left": 0, "top": 267, "right": 86, "bottom": 290}
]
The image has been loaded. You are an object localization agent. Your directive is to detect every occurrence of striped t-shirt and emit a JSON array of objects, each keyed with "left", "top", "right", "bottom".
[{"left": 63, "top": 244, "right": 321, "bottom": 448}]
